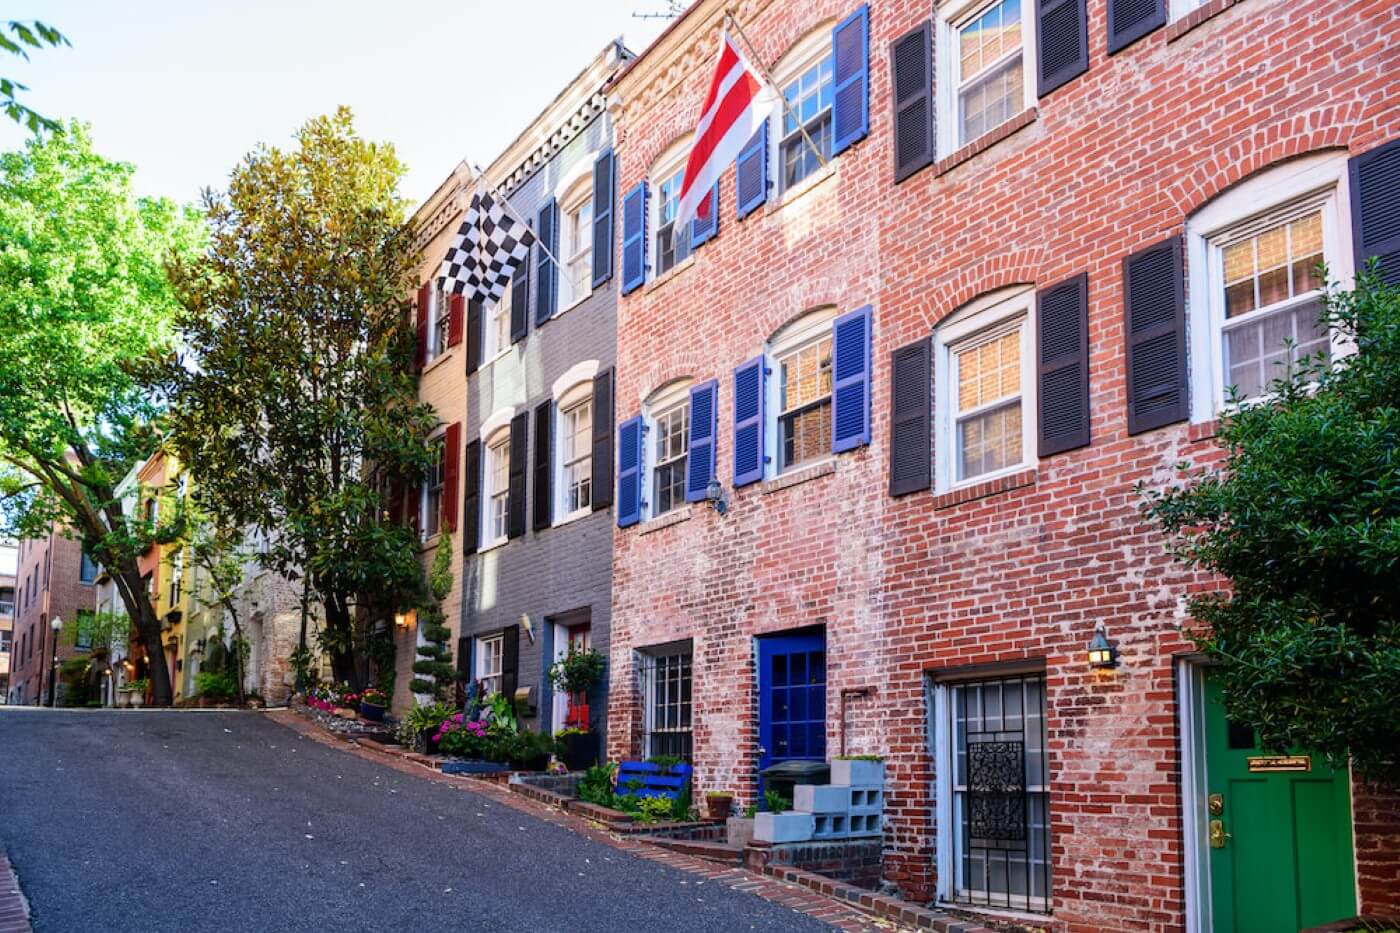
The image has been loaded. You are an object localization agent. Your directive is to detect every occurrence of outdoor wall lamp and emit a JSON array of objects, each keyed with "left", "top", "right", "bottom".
[
  {"left": 1087, "top": 625, "right": 1117, "bottom": 669},
  {"left": 706, "top": 478, "right": 729, "bottom": 516},
  {"left": 393, "top": 610, "right": 412, "bottom": 629}
]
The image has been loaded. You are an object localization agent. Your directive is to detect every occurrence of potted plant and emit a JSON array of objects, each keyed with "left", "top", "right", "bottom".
[
  {"left": 358, "top": 687, "right": 388, "bottom": 722},
  {"left": 127, "top": 679, "right": 148, "bottom": 709},
  {"left": 556, "top": 727, "right": 600, "bottom": 771},
  {"left": 547, "top": 646, "right": 605, "bottom": 730},
  {"left": 705, "top": 790, "right": 734, "bottom": 820}
]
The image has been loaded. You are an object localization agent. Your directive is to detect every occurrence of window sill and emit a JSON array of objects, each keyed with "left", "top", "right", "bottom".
[
  {"left": 417, "top": 533, "right": 443, "bottom": 553},
  {"left": 554, "top": 290, "right": 592, "bottom": 320},
  {"left": 645, "top": 254, "right": 696, "bottom": 294},
  {"left": 480, "top": 347, "right": 511, "bottom": 371},
  {"left": 935, "top": 108, "right": 1038, "bottom": 177},
  {"left": 1188, "top": 419, "right": 1220, "bottom": 443},
  {"left": 936, "top": 900, "right": 1051, "bottom": 927},
  {"left": 765, "top": 161, "right": 838, "bottom": 217},
  {"left": 478, "top": 537, "right": 508, "bottom": 553},
  {"left": 1165, "top": 0, "right": 1246, "bottom": 42},
  {"left": 763, "top": 458, "right": 836, "bottom": 495},
  {"left": 421, "top": 348, "right": 457, "bottom": 377},
  {"left": 933, "top": 467, "right": 1037, "bottom": 510},
  {"left": 639, "top": 507, "right": 692, "bottom": 536},
  {"left": 552, "top": 507, "right": 592, "bottom": 529}
]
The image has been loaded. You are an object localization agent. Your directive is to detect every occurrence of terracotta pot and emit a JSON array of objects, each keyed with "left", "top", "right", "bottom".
[{"left": 707, "top": 795, "right": 734, "bottom": 820}]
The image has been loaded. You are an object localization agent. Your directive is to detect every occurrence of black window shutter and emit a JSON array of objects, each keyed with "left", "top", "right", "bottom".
[
  {"left": 462, "top": 439, "right": 481, "bottom": 554},
  {"left": 1037, "top": 273, "right": 1091, "bottom": 456},
  {"left": 1349, "top": 136, "right": 1400, "bottom": 286},
  {"left": 507, "top": 412, "right": 528, "bottom": 539},
  {"left": 591, "top": 368, "right": 615, "bottom": 511},
  {"left": 888, "top": 337, "right": 931, "bottom": 496},
  {"left": 1123, "top": 237, "right": 1188, "bottom": 434},
  {"left": 456, "top": 636, "right": 471, "bottom": 678},
  {"left": 465, "top": 299, "right": 482, "bottom": 375},
  {"left": 510, "top": 264, "right": 530, "bottom": 344},
  {"left": 890, "top": 22, "right": 933, "bottom": 184},
  {"left": 1108, "top": 0, "right": 1165, "bottom": 54},
  {"left": 532, "top": 400, "right": 553, "bottom": 531},
  {"left": 1036, "top": 0, "right": 1088, "bottom": 97},
  {"left": 592, "top": 148, "right": 615, "bottom": 288},
  {"left": 535, "top": 199, "right": 559, "bottom": 326},
  {"left": 500, "top": 624, "right": 519, "bottom": 702}
]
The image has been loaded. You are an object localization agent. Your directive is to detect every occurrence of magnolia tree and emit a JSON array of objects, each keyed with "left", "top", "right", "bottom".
[
  {"left": 0, "top": 124, "right": 203, "bottom": 706},
  {"left": 159, "top": 108, "right": 436, "bottom": 686},
  {"left": 1143, "top": 270, "right": 1400, "bottom": 781}
]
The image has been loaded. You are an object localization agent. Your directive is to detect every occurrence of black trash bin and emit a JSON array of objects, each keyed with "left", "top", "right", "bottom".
[{"left": 759, "top": 759, "right": 830, "bottom": 805}]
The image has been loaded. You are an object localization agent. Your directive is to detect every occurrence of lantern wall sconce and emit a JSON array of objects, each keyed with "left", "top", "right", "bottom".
[
  {"left": 705, "top": 478, "right": 728, "bottom": 517},
  {"left": 394, "top": 609, "right": 414, "bottom": 629},
  {"left": 1087, "top": 625, "right": 1117, "bottom": 669}
]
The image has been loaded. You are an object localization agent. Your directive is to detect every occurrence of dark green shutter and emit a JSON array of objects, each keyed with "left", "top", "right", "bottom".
[
  {"left": 507, "top": 412, "right": 528, "bottom": 539},
  {"left": 1350, "top": 136, "right": 1400, "bottom": 285},
  {"left": 533, "top": 401, "right": 552, "bottom": 531},
  {"left": 889, "top": 337, "right": 931, "bottom": 496},
  {"left": 1124, "top": 238, "right": 1188, "bottom": 434},
  {"left": 465, "top": 299, "right": 482, "bottom": 375},
  {"left": 462, "top": 439, "right": 481, "bottom": 554},
  {"left": 891, "top": 22, "right": 933, "bottom": 183},
  {"left": 500, "top": 624, "right": 520, "bottom": 702},
  {"left": 1037, "top": 273, "right": 1091, "bottom": 456},
  {"left": 591, "top": 368, "right": 615, "bottom": 511}
]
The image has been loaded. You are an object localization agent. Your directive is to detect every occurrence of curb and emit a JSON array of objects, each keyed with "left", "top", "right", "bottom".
[{"left": 0, "top": 852, "right": 32, "bottom": 933}]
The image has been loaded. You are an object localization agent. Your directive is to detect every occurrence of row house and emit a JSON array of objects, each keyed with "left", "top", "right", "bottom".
[
  {"left": 6, "top": 523, "right": 96, "bottom": 705},
  {"left": 1, "top": 543, "right": 17, "bottom": 700},
  {"left": 604, "top": 0, "right": 1399, "bottom": 931},
  {"left": 398, "top": 42, "right": 633, "bottom": 747}
]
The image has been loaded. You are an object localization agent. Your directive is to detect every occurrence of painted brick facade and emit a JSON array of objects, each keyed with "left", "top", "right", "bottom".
[{"left": 607, "top": 0, "right": 1400, "bottom": 930}]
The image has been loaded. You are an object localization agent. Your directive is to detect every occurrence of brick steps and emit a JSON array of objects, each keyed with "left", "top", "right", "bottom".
[{"left": 647, "top": 837, "right": 744, "bottom": 866}]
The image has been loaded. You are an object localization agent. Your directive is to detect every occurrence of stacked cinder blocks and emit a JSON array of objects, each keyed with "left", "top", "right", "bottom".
[{"left": 755, "top": 760, "right": 885, "bottom": 844}]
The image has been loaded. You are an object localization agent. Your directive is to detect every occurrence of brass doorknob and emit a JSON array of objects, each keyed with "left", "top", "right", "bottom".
[{"left": 1209, "top": 819, "right": 1231, "bottom": 849}]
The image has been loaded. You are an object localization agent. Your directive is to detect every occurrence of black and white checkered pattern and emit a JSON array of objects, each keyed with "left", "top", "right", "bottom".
[{"left": 438, "top": 186, "right": 537, "bottom": 303}]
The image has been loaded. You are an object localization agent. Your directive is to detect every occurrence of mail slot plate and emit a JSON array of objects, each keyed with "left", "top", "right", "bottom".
[{"left": 1247, "top": 755, "right": 1310, "bottom": 772}]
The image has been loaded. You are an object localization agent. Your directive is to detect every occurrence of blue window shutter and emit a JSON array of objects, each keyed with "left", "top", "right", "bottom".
[
  {"left": 690, "top": 184, "right": 720, "bottom": 249},
  {"left": 591, "top": 148, "right": 615, "bottom": 288},
  {"left": 617, "top": 415, "right": 643, "bottom": 528},
  {"left": 620, "top": 181, "right": 648, "bottom": 295},
  {"left": 732, "top": 356, "right": 765, "bottom": 487},
  {"left": 535, "top": 198, "right": 558, "bottom": 325},
  {"left": 831, "top": 5, "right": 870, "bottom": 156},
  {"left": 831, "top": 305, "right": 872, "bottom": 452},
  {"left": 684, "top": 380, "right": 717, "bottom": 502},
  {"left": 735, "top": 121, "right": 769, "bottom": 219}
]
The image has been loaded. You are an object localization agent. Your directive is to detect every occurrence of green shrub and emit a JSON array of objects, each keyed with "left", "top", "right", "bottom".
[
  {"left": 396, "top": 701, "right": 455, "bottom": 746},
  {"left": 763, "top": 789, "right": 790, "bottom": 813},
  {"left": 195, "top": 671, "right": 237, "bottom": 699},
  {"left": 577, "top": 763, "right": 617, "bottom": 808}
]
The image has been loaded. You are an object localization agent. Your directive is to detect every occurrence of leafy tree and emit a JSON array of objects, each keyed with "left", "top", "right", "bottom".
[
  {"left": 0, "top": 123, "right": 203, "bottom": 707},
  {"left": 1143, "top": 270, "right": 1400, "bottom": 781},
  {"left": 1, "top": 20, "right": 67, "bottom": 133},
  {"left": 159, "top": 108, "right": 435, "bottom": 686},
  {"left": 185, "top": 504, "right": 256, "bottom": 705},
  {"left": 410, "top": 533, "right": 458, "bottom": 701}
]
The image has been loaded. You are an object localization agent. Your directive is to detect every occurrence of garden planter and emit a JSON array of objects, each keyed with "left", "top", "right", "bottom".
[
  {"left": 706, "top": 795, "right": 734, "bottom": 820},
  {"left": 726, "top": 816, "right": 755, "bottom": 848},
  {"left": 413, "top": 732, "right": 433, "bottom": 755},
  {"left": 358, "top": 701, "right": 386, "bottom": 723},
  {"left": 130, "top": 692, "right": 144, "bottom": 709},
  {"left": 561, "top": 731, "right": 599, "bottom": 771}
]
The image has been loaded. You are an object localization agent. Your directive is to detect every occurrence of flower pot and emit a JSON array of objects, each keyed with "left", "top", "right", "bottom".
[
  {"left": 130, "top": 692, "right": 144, "bottom": 709},
  {"left": 358, "top": 701, "right": 386, "bottom": 723},
  {"left": 706, "top": 795, "right": 734, "bottom": 821},
  {"left": 561, "top": 731, "right": 600, "bottom": 771}
]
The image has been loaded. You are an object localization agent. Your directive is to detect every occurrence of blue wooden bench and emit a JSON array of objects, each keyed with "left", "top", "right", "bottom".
[{"left": 615, "top": 761, "right": 693, "bottom": 800}]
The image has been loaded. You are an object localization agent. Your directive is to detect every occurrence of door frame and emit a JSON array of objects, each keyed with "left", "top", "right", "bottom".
[
  {"left": 1175, "top": 655, "right": 1363, "bottom": 933},
  {"left": 754, "top": 625, "right": 827, "bottom": 780}
]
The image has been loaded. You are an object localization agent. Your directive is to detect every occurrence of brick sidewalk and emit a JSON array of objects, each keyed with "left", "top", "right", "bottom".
[
  {"left": 0, "top": 852, "right": 32, "bottom": 933},
  {"left": 266, "top": 708, "right": 923, "bottom": 933}
]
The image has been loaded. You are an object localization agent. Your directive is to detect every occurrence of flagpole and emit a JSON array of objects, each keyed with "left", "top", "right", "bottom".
[
  {"left": 723, "top": 10, "right": 828, "bottom": 169},
  {"left": 469, "top": 165, "right": 564, "bottom": 269}
]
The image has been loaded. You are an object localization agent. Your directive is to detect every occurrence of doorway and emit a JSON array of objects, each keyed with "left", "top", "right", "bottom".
[{"left": 756, "top": 627, "right": 827, "bottom": 779}]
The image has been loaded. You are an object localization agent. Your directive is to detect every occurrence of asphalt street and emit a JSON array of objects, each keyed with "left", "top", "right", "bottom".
[{"left": 0, "top": 709, "right": 834, "bottom": 933}]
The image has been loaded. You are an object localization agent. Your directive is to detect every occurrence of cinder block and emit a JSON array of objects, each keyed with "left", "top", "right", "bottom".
[
  {"left": 794, "top": 783, "right": 851, "bottom": 814},
  {"left": 830, "top": 759, "right": 885, "bottom": 788},
  {"left": 754, "top": 811, "right": 816, "bottom": 844}
]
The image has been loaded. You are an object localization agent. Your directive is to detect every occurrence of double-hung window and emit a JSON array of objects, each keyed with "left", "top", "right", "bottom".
[
  {"left": 476, "top": 633, "right": 504, "bottom": 695},
  {"left": 560, "top": 182, "right": 594, "bottom": 308},
  {"left": 485, "top": 289, "right": 511, "bottom": 362},
  {"left": 421, "top": 436, "right": 446, "bottom": 539},
  {"left": 653, "top": 400, "right": 689, "bottom": 517},
  {"left": 936, "top": 289, "right": 1036, "bottom": 489},
  {"left": 639, "top": 642, "right": 693, "bottom": 761},
  {"left": 79, "top": 552, "right": 98, "bottom": 584},
  {"left": 430, "top": 279, "right": 452, "bottom": 362},
  {"left": 938, "top": 0, "right": 1034, "bottom": 155},
  {"left": 484, "top": 431, "right": 511, "bottom": 546},
  {"left": 654, "top": 164, "right": 692, "bottom": 278},
  {"left": 777, "top": 335, "right": 833, "bottom": 473},
  {"left": 561, "top": 396, "right": 593, "bottom": 516},
  {"left": 778, "top": 53, "right": 834, "bottom": 191}
]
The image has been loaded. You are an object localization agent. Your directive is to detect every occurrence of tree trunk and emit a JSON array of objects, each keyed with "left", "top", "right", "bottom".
[
  {"left": 321, "top": 589, "right": 358, "bottom": 687},
  {"left": 112, "top": 562, "right": 173, "bottom": 706}
]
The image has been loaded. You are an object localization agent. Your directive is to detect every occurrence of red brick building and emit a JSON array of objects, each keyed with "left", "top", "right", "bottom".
[
  {"left": 7, "top": 525, "right": 97, "bottom": 705},
  {"left": 605, "top": 0, "right": 1400, "bottom": 929}
]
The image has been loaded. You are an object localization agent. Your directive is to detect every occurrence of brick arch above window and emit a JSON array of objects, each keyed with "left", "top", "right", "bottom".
[
  {"left": 479, "top": 406, "right": 517, "bottom": 443},
  {"left": 927, "top": 250, "right": 1044, "bottom": 331}
]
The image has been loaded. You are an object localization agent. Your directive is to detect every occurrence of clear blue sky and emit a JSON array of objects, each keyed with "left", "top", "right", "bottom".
[{"left": 0, "top": 1, "right": 677, "bottom": 207}]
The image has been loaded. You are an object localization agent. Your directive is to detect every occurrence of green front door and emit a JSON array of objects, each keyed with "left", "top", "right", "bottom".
[{"left": 1203, "top": 674, "right": 1356, "bottom": 933}]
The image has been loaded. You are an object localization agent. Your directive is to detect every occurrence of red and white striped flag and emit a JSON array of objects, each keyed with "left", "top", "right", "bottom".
[{"left": 673, "top": 30, "right": 778, "bottom": 233}]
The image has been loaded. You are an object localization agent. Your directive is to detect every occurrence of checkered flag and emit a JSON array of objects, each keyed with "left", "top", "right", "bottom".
[{"left": 438, "top": 184, "right": 537, "bottom": 303}]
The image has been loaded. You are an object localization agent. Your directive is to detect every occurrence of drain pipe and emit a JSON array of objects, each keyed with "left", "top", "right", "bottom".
[{"left": 839, "top": 686, "right": 874, "bottom": 757}]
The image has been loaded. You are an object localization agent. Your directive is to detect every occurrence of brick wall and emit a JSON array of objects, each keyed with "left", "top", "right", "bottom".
[
  {"left": 8, "top": 527, "right": 95, "bottom": 704},
  {"left": 607, "top": 0, "right": 1400, "bottom": 929}
]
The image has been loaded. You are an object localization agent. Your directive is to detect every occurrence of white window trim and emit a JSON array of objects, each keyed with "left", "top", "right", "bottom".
[
  {"left": 556, "top": 165, "right": 595, "bottom": 314},
  {"left": 426, "top": 281, "right": 450, "bottom": 363},
  {"left": 934, "top": 286, "right": 1037, "bottom": 493},
  {"left": 481, "top": 418, "right": 513, "bottom": 551},
  {"left": 642, "top": 377, "right": 693, "bottom": 521},
  {"left": 419, "top": 430, "right": 447, "bottom": 541},
  {"left": 1186, "top": 151, "right": 1355, "bottom": 423},
  {"left": 483, "top": 289, "right": 512, "bottom": 365},
  {"left": 769, "top": 23, "right": 837, "bottom": 195},
  {"left": 475, "top": 632, "right": 504, "bottom": 695},
  {"left": 549, "top": 621, "right": 591, "bottom": 732},
  {"left": 649, "top": 138, "right": 692, "bottom": 283},
  {"left": 935, "top": 0, "right": 1038, "bottom": 159},
  {"left": 765, "top": 307, "right": 838, "bottom": 480},
  {"left": 1168, "top": 0, "right": 1207, "bottom": 21},
  {"left": 554, "top": 380, "right": 594, "bottom": 527}
]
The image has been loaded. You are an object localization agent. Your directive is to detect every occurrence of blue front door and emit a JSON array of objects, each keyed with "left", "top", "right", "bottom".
[{"left": 757, "top": 630, "right": 827, "bottom": 773}]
